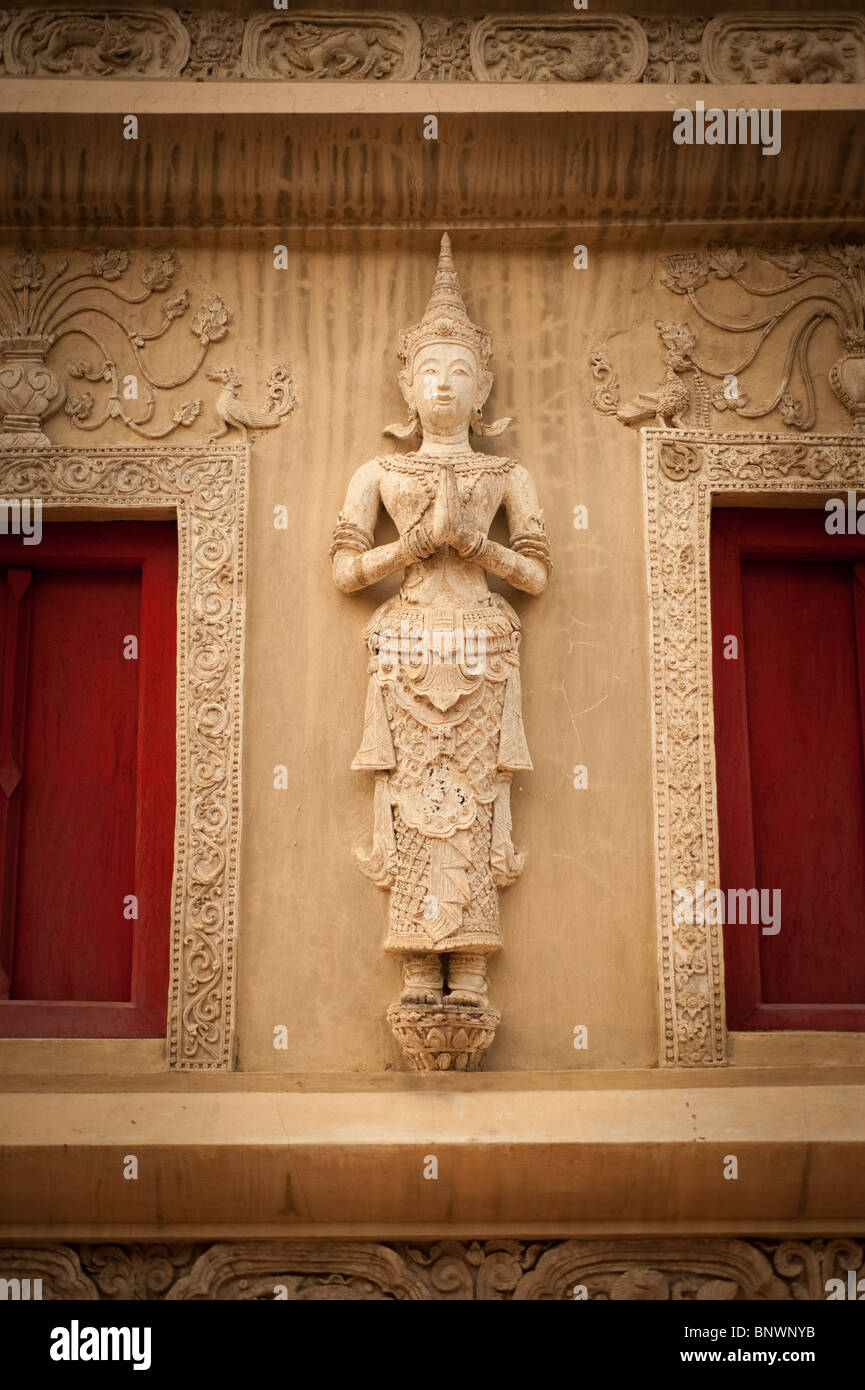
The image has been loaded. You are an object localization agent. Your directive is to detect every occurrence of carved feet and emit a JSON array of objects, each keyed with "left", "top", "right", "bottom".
[{"left": 391, "top": 952, "right": 498, "bottom": 1069}]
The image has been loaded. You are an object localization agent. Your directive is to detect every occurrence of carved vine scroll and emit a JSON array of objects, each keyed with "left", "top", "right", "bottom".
[
  {"left": 1, "top": 1236, "right": 860, "bottom": 1299},
  {"left": 644, "top": 428, "right": 865, "bottom": 1066},
  {"left": 0, "top": 444, "right": 247, "bottom": 1069}
]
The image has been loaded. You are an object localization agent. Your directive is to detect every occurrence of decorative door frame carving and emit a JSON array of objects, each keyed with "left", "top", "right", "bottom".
[
  {"left": 644, "top": 427, "right": 865, "bottom": 1066},
  {"left": 0, "top": 444, "right": 248, "bottom": 1069}
]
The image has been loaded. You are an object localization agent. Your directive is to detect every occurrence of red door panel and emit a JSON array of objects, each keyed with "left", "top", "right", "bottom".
[
  {"left": 0, "top": 521, "right": 177, "bottom": 1037},
  {"left": 712, "top": 508, "right": 865, "bottom": 1031}
]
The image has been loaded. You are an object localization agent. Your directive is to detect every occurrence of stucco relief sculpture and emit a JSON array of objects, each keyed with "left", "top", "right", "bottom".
[
  {"left": 243, "top": 13, "right": 421, "bottom": 81},
  {"left": 2, "top": 1235, "right": 860, "bottom": 1299},
  {"left": 330, "top": 235, "right": 551, "bottom": 1070},
  {"left": 0, "top": 248, "right": 296, "bottom": 446},
  {"left": 591, "top": 243, "right": 865, "bottom": 434},
  {"left": 470, "top": 15, "right": 647, "bottom": 83},
  {"left": 702, "top": 15, "right": 865, "bottom": 84},
  {"left": 3, "top": 10, "right": 864, "bottom": 85},
  {"left": 0, "top": 248, "right": 228, "bottom": 445}
]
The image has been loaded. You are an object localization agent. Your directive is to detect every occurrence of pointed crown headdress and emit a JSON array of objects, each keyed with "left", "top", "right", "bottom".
[{"left": 398, "top": 233, "right": 492, "bottom": 372}]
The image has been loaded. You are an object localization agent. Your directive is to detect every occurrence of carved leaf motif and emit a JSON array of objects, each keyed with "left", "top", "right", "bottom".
[
  {"left": 165, "top": 290, "right": 190, "bottom": 320},
  {"left": 11, "top": 251, "right": 44, "bottom": 289},
  {"left": 172, "top": 399, "right": 201, "bottom": 426},
  {"left": 65, "top": 391, "right": 94, "bottom": 421},
  {"left": 706, "top": 246, "right": 745, "bottom": 280}
]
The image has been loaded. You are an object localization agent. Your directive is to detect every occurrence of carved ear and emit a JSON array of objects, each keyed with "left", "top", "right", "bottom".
[
  {"left": 470, "top": 368, "right": 505, "bottom": 433},
  {"left": 472, "top": 414, "right": 513, "bottom": 438},
  {"left": 397, "top": 366, "right": 415, "bottom": 410},
  {"left": 384, "top": 408, "right": 420, "bottom": 440}
]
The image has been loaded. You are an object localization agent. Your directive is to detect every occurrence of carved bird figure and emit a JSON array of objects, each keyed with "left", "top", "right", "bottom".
[
  {"left": 206, "top": 365, "right": 296, "bottom": 439},
  {"left": 616, "top": 365, "right": 691, "bottom": 429}
]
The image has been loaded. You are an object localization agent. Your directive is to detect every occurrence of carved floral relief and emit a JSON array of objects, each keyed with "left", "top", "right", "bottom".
[
  {"left": 179, "top": 8, "right": 243, "bottom": 81},
  {"left": 592, "top": 243, "right": 865, "bottom": 436},
  {"left": 0, "top": 1237, "right": 859, "bottom": 1299},
  {"left": 643, "top": 17, "right": 706, "bottom": 83},
  {"left": 0, "top": 248, "right": 296, "bottom": 447}
]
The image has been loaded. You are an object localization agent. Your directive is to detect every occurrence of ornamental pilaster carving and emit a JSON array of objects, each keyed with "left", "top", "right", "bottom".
[
  {"left": 0, "top": 445, "right": 248, "bottom": 1068},
  {"left": 644, "top": 429, "right": 865, "bottom": 1065}
]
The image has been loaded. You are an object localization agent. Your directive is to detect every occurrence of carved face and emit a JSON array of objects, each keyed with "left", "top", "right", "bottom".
[{"left": 407, "top": 341, "right": 490, "bottom": 435}]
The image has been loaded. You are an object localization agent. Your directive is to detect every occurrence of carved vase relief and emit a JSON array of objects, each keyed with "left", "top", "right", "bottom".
[
  {"left": 0, "top": 248, "right": 296, "bottom": 447},
  {"left": 330, "top": 235, "right": 550, "bottom": 1070},
  {"left": 591, "top": 243, "right": 865, "bottom": 435}
]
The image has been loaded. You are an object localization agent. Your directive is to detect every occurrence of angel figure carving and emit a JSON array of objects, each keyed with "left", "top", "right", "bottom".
[{"left": 330, "top": 235, "right": 551, "bottom": 1068}]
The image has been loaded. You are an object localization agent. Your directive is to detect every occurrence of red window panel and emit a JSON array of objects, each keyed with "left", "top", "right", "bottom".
[
  {"left": 0, "top": 521, "right": 177, "bottom": 1037},
  {"left": 711, "top": 508, "right": 865, "bottom": 1031}
]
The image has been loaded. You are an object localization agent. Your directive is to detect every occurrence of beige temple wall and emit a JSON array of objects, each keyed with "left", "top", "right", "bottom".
[
  {"left": 0, "top": 2, "right": 864, "bottom": 1255},
  {"left": 0, "top": 101, "right": 862, "bottom": 1076}
]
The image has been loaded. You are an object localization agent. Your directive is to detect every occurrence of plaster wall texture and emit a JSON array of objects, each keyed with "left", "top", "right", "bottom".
[{"left": 0, "top": 225, "right": 859, "bottom": 1075}]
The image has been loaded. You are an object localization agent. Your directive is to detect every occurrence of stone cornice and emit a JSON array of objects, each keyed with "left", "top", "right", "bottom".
[{"left": 1, "top": 1082, "right": 864, "bottom": 1235}]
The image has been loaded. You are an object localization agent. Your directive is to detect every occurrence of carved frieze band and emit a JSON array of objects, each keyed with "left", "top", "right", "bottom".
[
  {"left": 645, "top": 429, "right": 865, "bottom": 1065},
  {"left": 0, "top": 1237, "right": 860, "bottom": 1299},
  {"left": 0, "top": 445, "right": 247, "bottom": 1069},
  {"left": 1, "top": 9, "right": 864, "bottom": 84}
]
